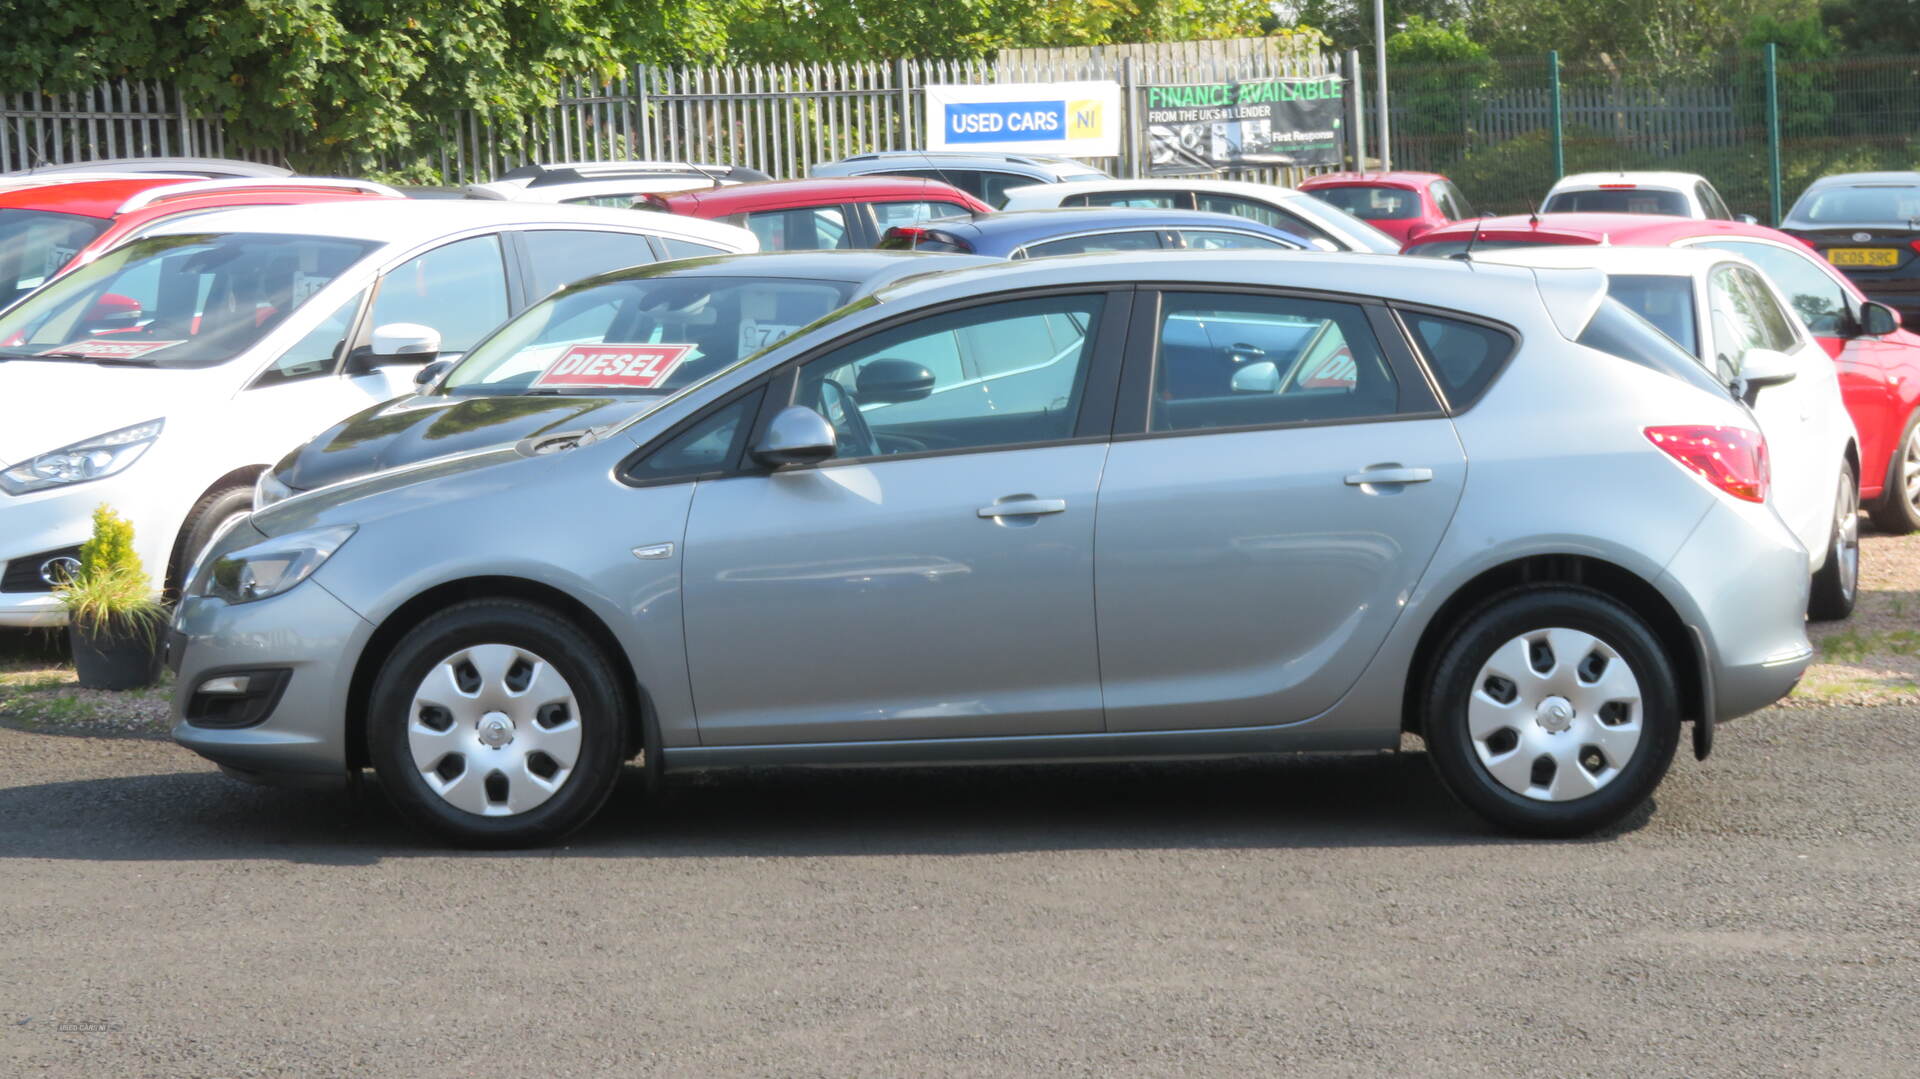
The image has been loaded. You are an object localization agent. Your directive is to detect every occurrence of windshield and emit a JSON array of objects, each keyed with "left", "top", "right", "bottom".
[
  {"left": 0, "top": 232, "right": 377, "bottom": 367},
  {"left": 1796, "top": 185, "right": 1920, "bottom": 224},
  {"left": 441, "top": 274, "right": 859, "bottom": 396},
  {"left": 1309, "top": 185, "right": 1420, "bottom": 221},
  {"left": 1543, "top": 188, "right": 1689, "bottom": 216},
  {"left": 0, "top": 209, "right": 111, "bottom": 308},
  {"left": 1604, "top": 274, "right": 1700, "bottom": 356}
]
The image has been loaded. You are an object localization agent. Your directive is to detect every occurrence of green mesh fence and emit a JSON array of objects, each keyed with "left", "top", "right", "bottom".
[{"left": 1384, "top": 51, "right": 1920, "bottom": 222}]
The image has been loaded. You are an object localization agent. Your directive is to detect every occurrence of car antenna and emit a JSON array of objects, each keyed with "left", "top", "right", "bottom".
[
  {"left": 685, "top": 160, "right": 727, "bottom": 190},
  {"left": 1452, "top": 214, "right": 1489, "bottom": 262}
]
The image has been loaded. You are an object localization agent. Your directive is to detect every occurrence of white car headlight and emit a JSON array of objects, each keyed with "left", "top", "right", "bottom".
[
  {"left": 193, "top": 524, "right": 356, "bottom": 605},
  {"left": 0, "top": 419, "right": 163, "bottom": 495},
  {"left": 253, "top": 469, "right": 294, "bottom": 510}
]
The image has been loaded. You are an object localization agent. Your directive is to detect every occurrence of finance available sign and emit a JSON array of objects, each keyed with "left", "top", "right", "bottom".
[
  {"left": 1145, "top": 76, "right": 1346, "bottom": 173},
  {"left": 925, "top": 81, "right": 1122, "bottom": 158}
]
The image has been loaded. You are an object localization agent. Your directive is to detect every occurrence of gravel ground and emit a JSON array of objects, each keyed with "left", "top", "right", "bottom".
[{"left": 2, "top": 529, "right": 1917, "bottom": 1075}]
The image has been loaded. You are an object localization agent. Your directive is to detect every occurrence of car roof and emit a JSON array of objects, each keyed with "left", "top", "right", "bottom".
[
  {"left": 1802, "top": 171, "right": 1920, "bottom": 190},
  {"left": 6, "top": 156, "right": 292, "bottom": 179},
  {"left": 813, "top": 152, "right": 1104, "bottom": 179},
  {"left": 1472, "top": 243, "right": 1729, "bottom": 277},
  {"left": 0, "top": 176, "right": 197, "bottom": 218},
  {"left": 653, "top": 175, "right": 983, "bottom": 214},
  {"left": 1297, "top": 171, "right": 1447, "bottom": 189},
  {"left": 554, "top": 249, "right": 999, "bottom": 297},
  {"left": 136, "top": 198, "right": 755, "bottom": 248},
  {"left": 1002, "top": 178, "right": 1305, "bottom": 202},
  {"left": 1406, "top": 212, "right": 1785, "bottom": 248},
  {"left": 1549, "top": 171, "right": 1709, "bottom": 191},
  {"left": 916, "top": 207, "right": 1304, "bottom": 245}
]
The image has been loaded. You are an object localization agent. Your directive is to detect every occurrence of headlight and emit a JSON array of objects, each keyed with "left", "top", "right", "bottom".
[
  {"left": 193, "top": 524, "right": 356, "bottom": 605},
  {"left": 0, "top": 419, "right": 163, "bottom": 495},
  {"left": 253, "top": 469, "right": 294, "bottom": 510}
]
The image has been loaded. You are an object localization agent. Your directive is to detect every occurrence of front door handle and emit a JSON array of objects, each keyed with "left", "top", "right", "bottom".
[
  {"left": 978, "top": 498, "right": 1068, "bottom": 518},
  {"left": 1344, "top": 467, "right": 1434, "bottom": 486}
]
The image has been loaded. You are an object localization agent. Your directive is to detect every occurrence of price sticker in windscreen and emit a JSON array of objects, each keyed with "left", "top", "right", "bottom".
[{"left": 531, "top": 344, "right": 694, "bottom": 389}]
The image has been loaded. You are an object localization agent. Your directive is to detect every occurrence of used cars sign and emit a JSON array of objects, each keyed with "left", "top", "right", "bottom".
[{"left": 925, "top": 81, "right": 1122, "bottom": 158}]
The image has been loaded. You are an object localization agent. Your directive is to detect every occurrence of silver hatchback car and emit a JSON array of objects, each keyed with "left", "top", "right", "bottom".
[{"left": 170, "top": 252, "right": 1814, "bottom": 846}]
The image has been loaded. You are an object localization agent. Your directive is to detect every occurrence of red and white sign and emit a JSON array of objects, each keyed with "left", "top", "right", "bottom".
[
  {"left": 42, "top": 338, "right": 184, "bottom": 360},
  {"left": 531, "top": 343, "right": 694, "bottom": 389}
]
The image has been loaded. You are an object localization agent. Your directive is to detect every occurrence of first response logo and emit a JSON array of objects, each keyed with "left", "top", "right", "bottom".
[{"left": 533, "top": 344, "right": 694, "bottom": 389}]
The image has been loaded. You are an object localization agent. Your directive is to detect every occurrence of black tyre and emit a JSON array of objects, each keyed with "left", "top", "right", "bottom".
[
  {"left": 1808, "top": 460, "right": 1861, "bottom": 622},
  {"left": 1422, "top": 587, "right": 1681, "bottom": 838},
  {"left": 1869, "top": 409, "right": 1920, "bottom": 534},
  {"left": 166, "top": 485, "right": 254, "bottom": 598},
  {"left": 368, "top": 599, "right": 628, "bottom": 848}
]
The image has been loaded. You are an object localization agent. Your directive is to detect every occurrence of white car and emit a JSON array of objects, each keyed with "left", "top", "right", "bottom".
[
  {"left": 997, "top": 178, "right": 1402, "bottom": 253},
  {"left": 1479, "top": 245, "right": 1860, "bottom": 617},
  {"left": 464, "top": 161, "right": 771, "bottom": 206},
  {"left": 0, "top": 200, "right": 754, "bottom": 626},
  {"left": 1540, "top": 172, "right": 1749, "bottom": 221}
]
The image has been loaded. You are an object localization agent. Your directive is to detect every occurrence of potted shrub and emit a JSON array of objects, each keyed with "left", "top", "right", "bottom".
[{"left": 57, "top": 505, "right": 166, "bottom": 690}]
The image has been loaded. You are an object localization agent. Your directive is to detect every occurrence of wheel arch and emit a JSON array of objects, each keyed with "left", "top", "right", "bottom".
[
  {"left": 1400, "top": 553, "right": 1704, "bottom": 734},
  {"left": 163, "top": 465, "right": 267, "bottom": 591},
  {"left": 343, "top": 575, "right": 653, "bottom": 771}
]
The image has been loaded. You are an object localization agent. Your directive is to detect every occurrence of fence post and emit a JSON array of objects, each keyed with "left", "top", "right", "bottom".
[
  {"left": 1121, "top": 55, "right": 1139, "bottom": 178},
  {"left": 1548, "top": 50, "right": 1565, "bottom": 181},
  {"left": 1765, "top": 42, "right": 1783, "bottom": 225},
  {"left": 895, "top": 57, "right": 913, "bottom": 150},
  {"left": 1346, "top": 49, "right": 1366, "bottom": 169}
]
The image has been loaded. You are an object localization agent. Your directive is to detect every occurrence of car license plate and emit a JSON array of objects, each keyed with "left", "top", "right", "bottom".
[{"left": 1827, "top": 247, "right": 1901, "bottom": 268}]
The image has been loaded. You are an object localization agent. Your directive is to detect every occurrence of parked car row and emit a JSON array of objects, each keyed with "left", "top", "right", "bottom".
[{"left": 0, "top": 152, "right": 1888, "bottom": 849}]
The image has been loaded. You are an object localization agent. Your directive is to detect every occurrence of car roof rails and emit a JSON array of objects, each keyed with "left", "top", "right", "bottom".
[
  {"left": 496, "top": 161, "right": 772, "bottom": 187},
  {"left": 10, "top": 157, "right": 293, "bottom": 179},
  {"left": 114, "top": 177, "right": 401, "bottom": 214}
]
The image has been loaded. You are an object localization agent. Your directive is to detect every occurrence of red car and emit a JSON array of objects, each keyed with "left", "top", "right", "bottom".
[
  {"left": 1297, "top": 170, "right": 1474, "bottom": 245},
  {"left": 1407, "top": 212, "right": 1920, "bottom": 532},
  {"left": 641, "top": 176, "right": 990, "bottom": 250},
  {"left": 0, "top": 176, "right": 400, "bottom": 308}
]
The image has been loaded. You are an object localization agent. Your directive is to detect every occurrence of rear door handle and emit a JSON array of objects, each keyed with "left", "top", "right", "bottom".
[
  {"left": 978, "top": 498, "right": 1067, "bottom": 518},
  {"left": 1344, "top": 467, "right": 1433, "bottom": 486}
]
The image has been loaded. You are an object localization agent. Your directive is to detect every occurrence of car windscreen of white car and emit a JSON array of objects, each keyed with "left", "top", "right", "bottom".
[
  {"left": 1602, "top": 274, "right": 1701, "bottom": 357},
  {"left": 440, "top": 274, "right": 859, "bottom": 397},
  {"left": 0, "top": 232, "right": 378, "bottom": 368},
  {"left": 1543, "top": 188, "right": 1690, "bottom": 215},
  {"left": 0, "top": 208, "right": 112, "bottom": 307}
]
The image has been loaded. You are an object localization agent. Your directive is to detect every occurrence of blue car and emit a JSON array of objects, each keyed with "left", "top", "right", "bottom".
[{"left": 877, "top": 207, "right": 1311, "bottom": 259}]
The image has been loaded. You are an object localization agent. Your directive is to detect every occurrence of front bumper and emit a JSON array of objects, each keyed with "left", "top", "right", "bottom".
[
  {"left": 170, "top": 578, "right": 374, "bottom": 780},
  {"left": 0, "top": 472, "right": 174, "bottom": 627}
]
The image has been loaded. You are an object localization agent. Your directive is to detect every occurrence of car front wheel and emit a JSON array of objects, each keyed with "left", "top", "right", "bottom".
[
  {"left": 1807, "top": 460, "right": 1860, "bottom": 621},
  {"left": 1869, "top": 410, "right": 1920, "bottom": 534},
  {"left": 1422, "top": 587, "right": 1681, "bottom": 837},
  {"left": 368, "top": 599, "right": 627, "bottom": 847}
]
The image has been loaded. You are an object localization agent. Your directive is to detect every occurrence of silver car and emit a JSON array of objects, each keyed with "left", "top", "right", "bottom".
[{"left": 170, "top": 252, "right": 1814, "bottom": 846}]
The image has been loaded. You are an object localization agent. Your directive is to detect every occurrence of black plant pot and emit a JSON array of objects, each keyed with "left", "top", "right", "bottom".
[{"left": 68, "top": 619, "right": 160, "bottom": 691}]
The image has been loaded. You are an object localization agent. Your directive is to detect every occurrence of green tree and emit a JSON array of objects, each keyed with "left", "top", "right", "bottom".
[{"left": 1388, "top": 15, "right": 1494, "bottom": 144}]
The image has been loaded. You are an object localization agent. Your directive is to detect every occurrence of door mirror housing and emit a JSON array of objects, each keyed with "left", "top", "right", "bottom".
[
  {"left": 750, "top": 405, "right": 838, "bottom": 467},
  {"left": 1736, "top": 213, "right": 1760, "bottom": 225},
  {"left": 413, "top": 359, "right": 453, "bottom": 390},
  {"left": 1735, "top": 347, "right": 1797, "bottom": 404},
  {"left": 361, "top": 322, "right": 441, "bottom": 369},
  {"left": 1229, "top": 360, "right": 1281, "bottom": 394},
  {"left": 854, "top": 358, "right": 936, "bottom": 403},
  {"left": 1861, "top": 300, "right": 1900, "bottom": 336}
]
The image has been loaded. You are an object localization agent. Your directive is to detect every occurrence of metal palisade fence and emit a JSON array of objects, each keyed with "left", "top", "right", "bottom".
[{"left": 1, "top": 45, "right": 1352, "bottom": 187}]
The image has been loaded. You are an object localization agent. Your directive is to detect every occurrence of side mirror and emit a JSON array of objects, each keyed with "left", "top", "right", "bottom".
[
  {"left": 1230, "top": 360, "right": 1281, "bottom": 394},
  {"left": 1736, "top": 214, "right": 1760, "bottom": 225},
  {"left": 1861, "top": 301, "right": 1900, "bottom": 337},
  {"left": 1404, "top": 221, "right": 1431, "bottom": 239},
  {"left": 750, "top": 405, "right": 837, "bottom": 467},
  {"left": 1736, "top": 347, "right": 1797, "bottom": 404},
  {"left": 364, "top": 322, "right": 441, "bottom": 367},
  {"left": 854, "top": 358, "right": 936, "bottom": 403},
  {"left": 413, "top": 359, "right": 453, "bottom": 389}
]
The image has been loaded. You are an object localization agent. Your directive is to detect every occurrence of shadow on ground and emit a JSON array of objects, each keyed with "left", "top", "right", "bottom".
[{"left": 0, "top": 747, "right": 1624, "bottom": 864}]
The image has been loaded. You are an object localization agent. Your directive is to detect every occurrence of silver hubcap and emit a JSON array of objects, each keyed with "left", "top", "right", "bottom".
[
  {"left": 1836, "top": 473, "right": 1860, "bottom": 599},
  {"left": 1905, "top": 429, "right": 1920, "bottom": 511},
  {"left": 407, "top": 644, "right": 582, "bottom": 817},
  {"left": 1469, "top": 628, "right": 1644, "bottom": 802}
]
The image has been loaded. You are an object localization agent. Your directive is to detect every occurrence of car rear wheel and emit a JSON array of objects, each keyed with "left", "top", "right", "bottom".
[
  {"left": 1422, "top": 587, "right": 1680, "bottom": 837},
  {"left": 1869, "top": 411, "right": 1920, "bottom": 534},
  {"left": 368, "top": 599, "right": 627, "bottom": 847},
  {"left": 166, "top": 485, "right": 253, "bottom": 600},
  {"left": 1808, "top": 460, "right": 1861, "bottom": 621}
]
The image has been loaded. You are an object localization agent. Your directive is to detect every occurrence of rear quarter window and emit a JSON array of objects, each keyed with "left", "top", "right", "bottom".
[
  {"left": 1576, "top": 296, "right": 1730, "bottom": 398},
  {"left": 1399, "top": 311, "right": 1516, "bottom": 410}
]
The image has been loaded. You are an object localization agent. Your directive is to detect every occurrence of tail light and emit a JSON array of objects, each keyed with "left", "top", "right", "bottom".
[
  {"left": 1908, "top": 239, "right": 1920, "bottom": 255},
  {"left": 1644, "top": 425, "right": 1769, "bottom": 503},
  {"left": 1598, "top": 183, "right": 1638, "bottom": 189}
]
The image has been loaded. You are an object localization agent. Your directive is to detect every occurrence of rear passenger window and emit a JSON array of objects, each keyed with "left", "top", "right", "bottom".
[
  {"left": 1400, "top": 311, "right": 1515, "bottom": 410},
  {"left": 1021, "top": 230, "right": 1162, "bottom": 258},
  {"left": 1152, "top": 292, "right": 1398, "bottom": 432},
  {"left": 522, "top": 230, "right": 658, "bottom": 297},
  {"left": 746, "top": 207, "right": 851, "bottom": 251}
]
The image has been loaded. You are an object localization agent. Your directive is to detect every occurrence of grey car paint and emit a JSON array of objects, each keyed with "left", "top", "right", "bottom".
[{"left": 173, "top": 251, "right": 1812, "bottom": 783}]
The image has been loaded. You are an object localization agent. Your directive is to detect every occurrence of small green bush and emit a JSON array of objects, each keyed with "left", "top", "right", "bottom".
[{"left": 57, "top": 505, "right": 165, "bottom": 638}]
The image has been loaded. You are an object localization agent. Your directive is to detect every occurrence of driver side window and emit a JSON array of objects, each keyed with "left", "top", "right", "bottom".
[{"left": 793, "top": 294, "right": 1106, "bottom": 460}]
